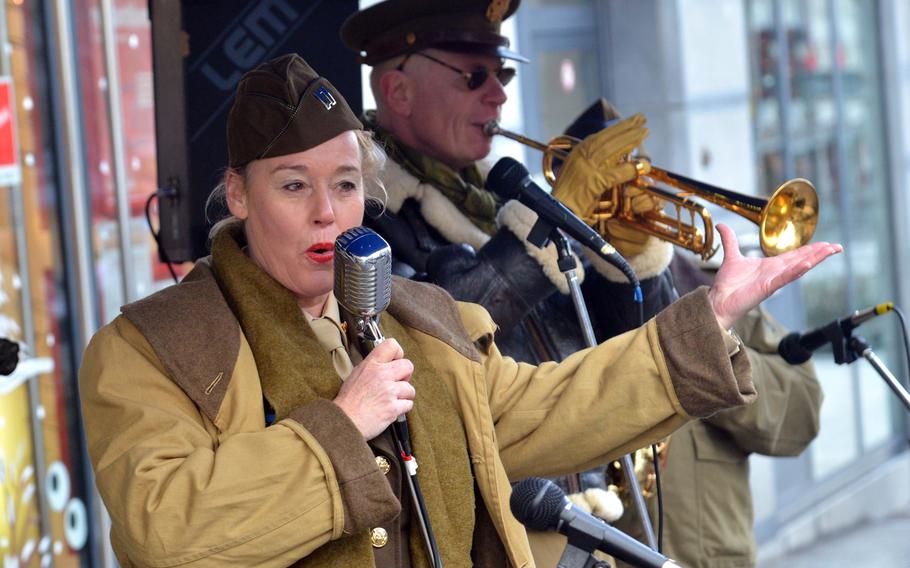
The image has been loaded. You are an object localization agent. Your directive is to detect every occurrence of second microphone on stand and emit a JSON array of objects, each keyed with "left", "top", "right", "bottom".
[
  {"left": 485, "top": 157, "right": 640, "bottom": 293},
  {"left": 778, "top": 302, "right": 894, "bottom": 364},
  {"left": 511, "top": 477, "right": 680, "bottom": 568}
]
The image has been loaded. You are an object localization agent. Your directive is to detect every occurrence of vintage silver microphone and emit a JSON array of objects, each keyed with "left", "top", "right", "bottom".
[
  {"left": 334, "top": 227, "right": 413, "bottom": 460},
  {"left": 334, "top": 226, "right": 442, "bottom": 568},
  {"left": 334, "top": 226, "right": 393, "bottom": 350}
]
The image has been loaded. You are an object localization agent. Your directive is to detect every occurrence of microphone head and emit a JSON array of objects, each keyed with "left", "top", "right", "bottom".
[
  {"left": 510, "top": 477, "right": 567, "bottom": 531},
  {"left": 334, "top": 226, "right": 392, "bottom": 318},
  {"left": 485, "top": 157, "right": 530, "bottom": 201}
]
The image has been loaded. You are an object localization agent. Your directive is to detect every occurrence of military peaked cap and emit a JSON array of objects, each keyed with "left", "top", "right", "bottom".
[{"left": 340, "top": 0, "right": 527, "bottom": 65}]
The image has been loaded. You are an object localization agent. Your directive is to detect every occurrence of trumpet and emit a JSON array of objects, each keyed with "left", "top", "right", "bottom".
[{"left": 484, "top": 122, "right": 819, "bottom": 259}]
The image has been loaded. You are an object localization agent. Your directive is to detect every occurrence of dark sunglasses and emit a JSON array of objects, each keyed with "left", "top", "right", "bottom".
[{"left": 397, "top": 52, "right": 516, "bottom": 90}]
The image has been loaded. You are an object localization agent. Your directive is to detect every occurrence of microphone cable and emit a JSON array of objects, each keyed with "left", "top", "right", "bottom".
[
  {"left": 893, "top": 306, "right": 910, "bottom": 381},
  {"left": 144, "top": 190, "right": 180, "bottom": 284},
  {"left": 652, "top": 439, "right": 664, "bottom": 553},
  {"left": 635, "top": 292, "right": 664, "bottom": 554},
  {"left": 614, "top": 247, "right": 662, "bottom": 553}
]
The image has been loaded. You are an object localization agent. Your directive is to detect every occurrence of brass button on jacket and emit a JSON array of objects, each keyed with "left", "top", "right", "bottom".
[
  {"left": 375, "top": 455, "right": 391, "bottom": 475},
  {"left": 370, "top": 527, "right": 389, "bottom": 548}
]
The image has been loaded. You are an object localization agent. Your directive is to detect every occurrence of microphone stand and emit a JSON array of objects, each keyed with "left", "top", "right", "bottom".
[
  {"left": 813, "top": 320, "right": 910, "bottom": 412},
  {"left": 354, "top": 320, "right": 443, "bottom": 568},
  {"left": 850, "top": 337, "right": 910, "bottom": 412},
  {"left": 557, "top": 542, "right": 612, "bottom": 568},
  {"left": 552, "top": 231, "right": 596, "bottom": 346},
  {"left": 550, "top": 229, "right": 659, "bottom": 552}
]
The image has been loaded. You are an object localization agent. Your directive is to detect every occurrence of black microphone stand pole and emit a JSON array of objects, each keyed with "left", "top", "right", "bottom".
[
  {"left": 552, "top": 230, "right": 596, "bottom": 346},
  {"left": 848, "top": 336, "right": 910, "bottom": 412},
  {"left": 550, "top": 229, "right": 659, "bottom": 552},
  {"left": 811, "top": 320, "right": 910, "bottom": 413},
  {"left": 356, "top": 322, "right": 443, "bottom": 568}
]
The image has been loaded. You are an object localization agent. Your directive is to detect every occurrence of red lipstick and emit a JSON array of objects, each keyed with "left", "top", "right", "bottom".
[{"left": 306, "top": 242, "right": 334, "bottom": 264}]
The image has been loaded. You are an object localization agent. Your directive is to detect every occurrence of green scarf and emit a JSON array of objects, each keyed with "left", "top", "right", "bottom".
[
  {"left": 211, "top": 224, "right": 475, "bottom": 567},
  {"left": 364, "top": 111, "right": 501, "bottom": 235}
]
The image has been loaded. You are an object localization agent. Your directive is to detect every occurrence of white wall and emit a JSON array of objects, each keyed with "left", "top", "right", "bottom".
[{"left": 602, "top": 0, "right": 756, "bottom": 197}]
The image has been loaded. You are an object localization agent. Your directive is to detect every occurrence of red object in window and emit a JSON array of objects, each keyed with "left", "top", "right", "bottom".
[{"left": 0, "top": 78, "right": 19, "bottom": 171}]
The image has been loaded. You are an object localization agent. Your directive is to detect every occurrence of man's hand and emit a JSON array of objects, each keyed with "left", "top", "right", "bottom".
[
  {"left": 552, "top": 114, "right": 649, "bottom": 226},
  {"left": 333, "top": 339, "right": 415, "bottom": 440},
  {"left": 709, "top": 224, "right": 843, "bottom": 329},
  {"left": 603, "top": 183, "right": 662, "bottom": 257}
]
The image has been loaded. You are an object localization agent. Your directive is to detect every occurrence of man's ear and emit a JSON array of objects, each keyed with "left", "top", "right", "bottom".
[
  {"left": 379, "top": 69, "right": 413, "bottom": 117},
  {"left": 225, "top": 169, "right": 249, "bottom": 220}
]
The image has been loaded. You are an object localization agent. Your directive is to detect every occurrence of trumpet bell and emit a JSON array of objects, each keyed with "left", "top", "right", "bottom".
[{"left": 760, "top": 178, "right": 819, "bottom": 256}]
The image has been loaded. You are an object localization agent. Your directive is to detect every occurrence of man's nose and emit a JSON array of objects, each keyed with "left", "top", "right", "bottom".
[{"left": 482, "top": 73, "right": 508, "bottom": 106}]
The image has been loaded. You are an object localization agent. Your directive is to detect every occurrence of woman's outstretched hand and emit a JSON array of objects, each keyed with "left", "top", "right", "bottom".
[{"left": 708, "top": 224, "right": 843, "bottom": 330}]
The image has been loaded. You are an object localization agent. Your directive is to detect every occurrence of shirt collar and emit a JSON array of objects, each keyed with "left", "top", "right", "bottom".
[{"left": 302, "top": 294, "right": 348, "bottom": 348}]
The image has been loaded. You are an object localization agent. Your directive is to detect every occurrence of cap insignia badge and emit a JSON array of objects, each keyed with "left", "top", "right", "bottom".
[
  {"left": 486, "top": 0, "right": 508, "bottom": 23},
  {"left": 314, "top": 86, "right": 336, "bottom": 110}
]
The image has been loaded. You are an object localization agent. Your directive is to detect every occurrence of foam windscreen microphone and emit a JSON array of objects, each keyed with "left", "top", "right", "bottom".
[
  {"left": 486, "top": 157, "right": 641, "bottom": 296},
  {"left": 511, "top": 477, "right": 680, "bottom": 568},
  {"left": 778, "top": 302, "right": 894, "bottom": 364}
]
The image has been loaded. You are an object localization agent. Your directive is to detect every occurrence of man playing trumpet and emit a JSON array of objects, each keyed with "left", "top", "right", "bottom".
[
  {"left": 341, "top": 0, "right": 676, "bottom": 365},
  {"left": 340, "top": 1, "right": 699, "bottom": 561},
  {"left": 342, "top": 1, "right": 821, "bottom": 565}
]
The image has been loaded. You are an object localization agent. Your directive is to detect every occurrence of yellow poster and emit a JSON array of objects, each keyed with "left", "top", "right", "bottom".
[{"left": 0, "top": 381, "right": 40, "bottom": 566}]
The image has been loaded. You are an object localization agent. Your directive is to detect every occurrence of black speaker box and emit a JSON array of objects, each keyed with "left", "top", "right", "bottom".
[{"left": 150, "top": 0, "right": 362, "bottom": 262}]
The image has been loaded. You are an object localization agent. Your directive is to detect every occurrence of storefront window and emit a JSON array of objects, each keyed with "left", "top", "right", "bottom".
[
  {"left": 0, "top": 1, "right": 92, "bottom": 565},
  {"left": 515, "top": 0, "right": 600, "bottom": 182},
  {"left": 748, "top": 0, "right": 899, "bottom": 480}
]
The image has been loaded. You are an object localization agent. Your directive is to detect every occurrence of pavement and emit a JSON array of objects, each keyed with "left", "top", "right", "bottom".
[{"left": 757, "top": 514, "right": 910, "bottom": 567}]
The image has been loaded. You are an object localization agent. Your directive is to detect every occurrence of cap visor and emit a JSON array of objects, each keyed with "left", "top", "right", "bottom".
[{"left": 433, "top": 41, "right": 529, "bottom": 63}]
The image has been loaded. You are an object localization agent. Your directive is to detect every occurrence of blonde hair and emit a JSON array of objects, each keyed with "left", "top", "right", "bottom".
[{"left": 207, "top": 129, "right": 388, "bottom": 241}]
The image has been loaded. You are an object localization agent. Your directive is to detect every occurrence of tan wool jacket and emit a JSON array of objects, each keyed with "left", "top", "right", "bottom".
[
  {"left": 614, "top": 306, "right": 822, "bottom": 568},
  {"left": 79, "top": 264, "right": 755, "bottom": 567}
]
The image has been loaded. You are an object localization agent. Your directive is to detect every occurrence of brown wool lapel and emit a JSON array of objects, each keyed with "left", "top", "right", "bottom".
[{"left": 121, "top": 261, "right": 239, "bottom": 423}]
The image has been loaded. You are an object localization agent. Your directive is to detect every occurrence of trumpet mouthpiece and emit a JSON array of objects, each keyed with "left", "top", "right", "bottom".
[{"left": 483, "top": 121, "right": 501, "bottom": 137}]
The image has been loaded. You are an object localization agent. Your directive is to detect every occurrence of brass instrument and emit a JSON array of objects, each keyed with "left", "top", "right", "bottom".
[
  {"left": 484, "top": 122, "right": 819, "bottom": 260},
  {"left": 607, "top": 440, "right": 670, "bottom": 501}
]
